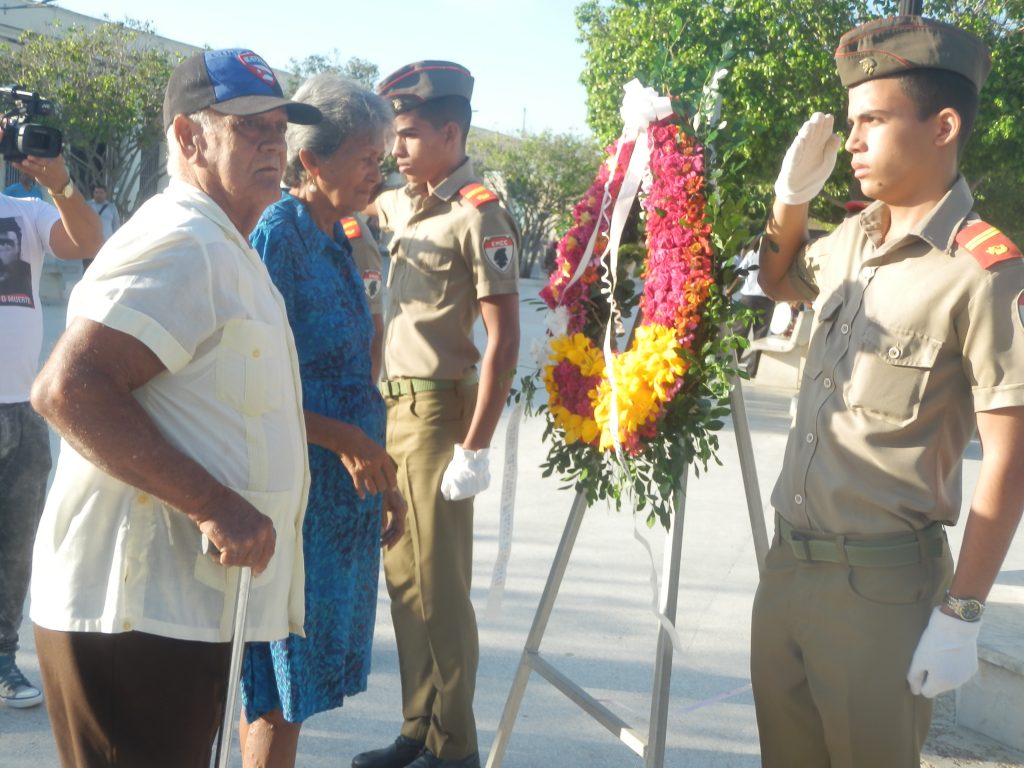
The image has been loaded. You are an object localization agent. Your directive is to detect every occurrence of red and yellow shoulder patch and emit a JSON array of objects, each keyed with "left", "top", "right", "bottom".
[
  {"left": 956, "top": 220, "right": 1021, "bottom": 269},
  {"left": 459, "top": 182, "right": 498, "bottom": 208},
  {"left": 340, "top": 217, "right": 362, "bottom": 239}
]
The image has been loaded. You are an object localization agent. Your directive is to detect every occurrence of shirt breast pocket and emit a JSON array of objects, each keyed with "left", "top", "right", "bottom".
[
  {"left": 401, "top": 249, "right": 451, "bottom": 306},
  {"left": 215, "top": 319, "right": 284, "bottom": 416},
  {"left": 846, "top": 324, "right": 941, "bottom": 426}
]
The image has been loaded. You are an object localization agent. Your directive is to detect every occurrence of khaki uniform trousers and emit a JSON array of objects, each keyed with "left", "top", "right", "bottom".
[
  {"left": 751, "top": 523, "right": 953, "bottom": 768},
  {"left": 384, "top": 385, "right": 478, "bottom": 760}
]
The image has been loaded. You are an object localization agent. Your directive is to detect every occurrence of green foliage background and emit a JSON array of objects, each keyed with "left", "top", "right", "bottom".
[
  {"left": 576, "top": 0, "right": 1023, "bottom": 240},
  {"left": 0, "top": 21, "right": 179, "bottom": 216}
]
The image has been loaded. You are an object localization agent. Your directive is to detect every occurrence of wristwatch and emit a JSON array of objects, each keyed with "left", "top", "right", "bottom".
[
  {"left": 49, "top": 177, "right": 74, "bottom": 200},
  {"left": 943, "top": 591, "right": 985, "bottom": 622}
]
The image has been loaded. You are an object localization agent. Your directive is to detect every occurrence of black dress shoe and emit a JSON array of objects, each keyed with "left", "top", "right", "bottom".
[
  {"left": 351, "top": 736, "right": 425, "bottom": 768},
  {"left": 406, "top": 749, "right": 481, "bottom": 768}
]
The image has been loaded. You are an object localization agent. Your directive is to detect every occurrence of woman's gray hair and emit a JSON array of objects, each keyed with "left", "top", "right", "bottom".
[{"left": 283, "top": 73, "right": 394, "bottom": 188}]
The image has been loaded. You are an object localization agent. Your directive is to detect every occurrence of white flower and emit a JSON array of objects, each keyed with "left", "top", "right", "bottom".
[
  {"left": 544, "top": 306, "right": 569, "bottom": 337},
  {"left": 530, "top": 338, "right": 551, "bottom": 369}
]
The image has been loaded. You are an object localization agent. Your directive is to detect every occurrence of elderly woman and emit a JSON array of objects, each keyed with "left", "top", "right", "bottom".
[{"left": 238, "top": 74, "right": 404, "bottom": 767}]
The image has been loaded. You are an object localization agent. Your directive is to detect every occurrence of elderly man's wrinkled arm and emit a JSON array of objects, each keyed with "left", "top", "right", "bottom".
[{"left": 31, "top": 317, "right": 277, "bottom": 574}]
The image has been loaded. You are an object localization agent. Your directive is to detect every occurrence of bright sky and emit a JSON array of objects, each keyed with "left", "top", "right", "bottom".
[{"left": 61, "top": 0, "right": 593, "bottom": 137}]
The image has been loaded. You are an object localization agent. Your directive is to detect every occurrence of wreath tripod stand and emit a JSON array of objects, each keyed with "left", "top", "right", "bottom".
[{"left": 485, "top": 373, "right": 770, "bottom": 768}]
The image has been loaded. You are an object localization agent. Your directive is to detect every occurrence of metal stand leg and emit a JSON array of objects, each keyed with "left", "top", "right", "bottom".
[
  {"left": 486, "top": 376, "right": 766, "bottom": 766},
  {"left": 646, "top": 472, "right": 687, "bottom": 767},
  {"left": 728, "top": 375, "right": 769, "bottom": 573},
  {"left": 486, "top": 492, "right": 589, "bottom": 767}
]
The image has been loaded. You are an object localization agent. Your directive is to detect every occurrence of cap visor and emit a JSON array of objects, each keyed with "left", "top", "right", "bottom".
[{"left": 212, "top": 95, "right": 321, "bottom": 124}]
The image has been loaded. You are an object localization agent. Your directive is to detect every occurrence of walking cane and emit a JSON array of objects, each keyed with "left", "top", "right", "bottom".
[{"left": 204, "top": 535, "right": 253, "bottom": 768}]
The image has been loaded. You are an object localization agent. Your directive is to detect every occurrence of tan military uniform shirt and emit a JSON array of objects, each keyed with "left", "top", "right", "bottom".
[
  {"left": 771, "top": 177, "right": 1024, "bottom": 535},
  {"left": 376, "top": 159, "right": 519, "bottom": 380},
  {"left": 342, "top": 213, "right": 384, "bottom": 314}
]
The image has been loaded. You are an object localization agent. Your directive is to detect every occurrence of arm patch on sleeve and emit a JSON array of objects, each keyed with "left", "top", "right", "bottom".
[
  {"left": 459, "top": 182, "right": 498, "bottom": 208},
  {"left": 956, "top": 220, "right": 1022, "bottom": 269}
]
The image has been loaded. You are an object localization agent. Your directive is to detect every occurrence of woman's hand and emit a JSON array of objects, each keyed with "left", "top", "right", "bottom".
[
  {"left": 380, "top": 487, "right": 407, "bottom": 550},
  {"left": 335, "top": 423, "right": 398, "bottom": 499}
]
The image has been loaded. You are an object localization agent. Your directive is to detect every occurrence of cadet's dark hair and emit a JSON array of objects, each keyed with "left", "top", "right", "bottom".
[
  {"left": 411, "top": 95, "right": 472, "bottom": 146},
  {"left": 896, "top": 69, "right": 979, "bottom": 156}
]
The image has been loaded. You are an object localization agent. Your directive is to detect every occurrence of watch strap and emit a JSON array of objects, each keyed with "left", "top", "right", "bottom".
[{"left": 943, "top": 590, "right": 984, "bottom": 622}]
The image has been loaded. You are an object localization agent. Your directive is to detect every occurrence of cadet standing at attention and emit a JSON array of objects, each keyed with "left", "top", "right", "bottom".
[
  {"left": 352, "top": 61, "right": 520, "bottom": 768},
  {"left": 754, "top": 16, "right": 1024, "bottom": 767}
]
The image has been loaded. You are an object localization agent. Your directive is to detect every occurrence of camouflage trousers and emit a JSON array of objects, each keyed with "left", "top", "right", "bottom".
[{"left": 0, "top": 402, "right": 52, "bottom": 655}]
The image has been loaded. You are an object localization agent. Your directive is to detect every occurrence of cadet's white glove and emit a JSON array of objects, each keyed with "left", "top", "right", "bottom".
[
  {"left": 773, "top": 112, "right": 842, "bottom": 205},
  {"left": 440, "top": 445, "right": 491, "bottom": 501},
  {"left": 906, "top": 607, "right": 981, "bottom": 698}
]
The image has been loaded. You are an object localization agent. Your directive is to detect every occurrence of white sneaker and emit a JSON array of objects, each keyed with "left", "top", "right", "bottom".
[{"left": 0, "top": 654, "right": 43, "bottom": 709}]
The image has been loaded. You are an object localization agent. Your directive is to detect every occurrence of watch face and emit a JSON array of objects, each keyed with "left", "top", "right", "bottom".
[{"left": 959, "top": 600, "right": 983, "bottom": 621}]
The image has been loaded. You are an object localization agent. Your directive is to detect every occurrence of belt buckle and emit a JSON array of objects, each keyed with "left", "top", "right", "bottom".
[{"left": 791, "top": 531, "right": 813, "bottom": 561}]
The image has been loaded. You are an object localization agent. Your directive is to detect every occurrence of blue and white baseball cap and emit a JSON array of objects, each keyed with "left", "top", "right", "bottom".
[{"left": 163, "top": 48, "right": 321, "bottom": 130}]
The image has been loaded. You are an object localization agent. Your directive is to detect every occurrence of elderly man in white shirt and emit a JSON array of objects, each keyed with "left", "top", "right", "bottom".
[{"left": 29, "top": 48, "right": 321, "bottom": 768}]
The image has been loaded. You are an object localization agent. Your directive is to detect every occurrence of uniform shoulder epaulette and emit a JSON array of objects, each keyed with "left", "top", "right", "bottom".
[
  {"left": 340, "top": 217, "right": 362, "bottom": 239},
  {"left": 459, "top": 182, "right": 498, "bottom": 208},
  {"left": 955, "top": 220, "right": 1021, "bottom": 269}
]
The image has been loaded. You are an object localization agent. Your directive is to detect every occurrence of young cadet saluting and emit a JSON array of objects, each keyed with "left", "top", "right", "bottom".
[
  {"left": 754, "top": 16, "right": 1024, "bottom": 767},
  {"left": 352, "top": 61, "right": 520, "bottom": 768}
]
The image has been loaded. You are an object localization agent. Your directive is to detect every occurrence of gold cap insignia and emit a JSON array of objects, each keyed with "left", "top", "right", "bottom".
[
  {"left": 392, "top": 98, "right": 404, "bottom": 111},
  {"left": 859, "top": 57, "right": 877, "bottom": 76}
]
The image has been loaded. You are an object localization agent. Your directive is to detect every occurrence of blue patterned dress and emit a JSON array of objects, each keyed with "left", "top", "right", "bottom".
[{"left": 240, "top": 193, "right": 385, "bottom": 723}]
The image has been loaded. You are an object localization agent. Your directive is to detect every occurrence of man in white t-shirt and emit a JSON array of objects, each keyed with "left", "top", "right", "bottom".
[
  {"left": 0, "top": 148, "right": 103, "bottom": 711},
  {"left": 29, "top": 48, "right": 321, "bottom": 766}
]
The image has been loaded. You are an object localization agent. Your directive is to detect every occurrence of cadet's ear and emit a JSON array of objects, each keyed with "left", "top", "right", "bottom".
[
  {"left": 934, "top": 107, "right": 961, "bottom": 150},
  {"left": 442, "top": 120, "right": 462, "bottom": 149}
]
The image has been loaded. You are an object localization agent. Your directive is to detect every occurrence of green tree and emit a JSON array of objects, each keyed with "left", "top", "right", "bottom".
[
  {"left": 0, "top": 20, "right": 180, "bottom": 216},
  {"left": 285, "top": 51, "right": 380, "bottom": 93},
  {"left": 468, "top": 129, "right": 602, "bottom": 277},
  {"left": 576, "top": 0, "right": 1024, "bottom": 239}
]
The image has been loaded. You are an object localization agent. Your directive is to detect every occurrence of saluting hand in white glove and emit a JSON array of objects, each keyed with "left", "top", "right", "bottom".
[
  {"left": 906, "top": 607, "right": 981, "bottom": 698},
  {"left": 440, "top": 445, "right": 491, "bottom": 501},
  {"left": 774, "top": 112, "right": 843, "bottom": 205}
]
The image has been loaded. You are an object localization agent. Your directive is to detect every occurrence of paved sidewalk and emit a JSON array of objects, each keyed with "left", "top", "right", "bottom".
[{"left": 1, "top": 282, "right": 1021, "bottom": 767}]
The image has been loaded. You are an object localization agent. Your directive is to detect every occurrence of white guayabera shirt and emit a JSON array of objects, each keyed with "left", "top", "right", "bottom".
[{"left": 31, "top": 179, "right": 310, "bottom": 643}]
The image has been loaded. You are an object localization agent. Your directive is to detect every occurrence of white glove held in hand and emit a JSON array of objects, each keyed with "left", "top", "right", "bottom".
[
  {"left": 773, "top": 112, "right": 842, "bottom": 205},
  {"left": 907, "top": 607, "right": 981, "bottom": 698},
  {"left": 440, "top": 445, "right": 491, "bottom": 501}
]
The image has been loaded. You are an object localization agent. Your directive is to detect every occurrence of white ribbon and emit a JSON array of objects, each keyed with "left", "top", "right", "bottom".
[{"left": 485, "top": 400, "right": 523, "bottom": 618}]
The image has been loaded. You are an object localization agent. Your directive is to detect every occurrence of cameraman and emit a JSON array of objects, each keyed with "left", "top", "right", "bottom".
[{"left": 0, "top": 127, "right": 101, "bottom": 709}]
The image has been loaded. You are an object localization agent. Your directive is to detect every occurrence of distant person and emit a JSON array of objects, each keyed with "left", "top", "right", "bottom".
[
  {"left": 83, "top": 183, "right": 121, "bottom": 271},
  {"left": 3, "top": 170, "right": 44, "bottom": 200},
  {"left": 239, "top": 73, "right": 406, "bottom": 768},
  {"left": 0, "top": 147, "right": 102, "bottom": 711},
  {"left": 28, "top": 48, "right": 320, "bottom": 766}
]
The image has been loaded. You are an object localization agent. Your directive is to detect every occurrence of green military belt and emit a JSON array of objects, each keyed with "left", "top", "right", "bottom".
[
  {"left": 777, "top": 514, "right": 945, "bottom": 568},
  {"left": 379, "top": 374, "right": 479, "bottom": 399}
]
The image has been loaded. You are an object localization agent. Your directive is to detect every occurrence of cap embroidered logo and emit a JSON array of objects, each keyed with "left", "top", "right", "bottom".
[{"left": 238, "top": 52, "right": 277, "bottom": 86}]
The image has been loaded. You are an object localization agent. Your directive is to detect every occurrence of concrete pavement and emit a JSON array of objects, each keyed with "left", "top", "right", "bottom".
[{"left": 1, "top": 278, "right": 1021, "bottom": 767}]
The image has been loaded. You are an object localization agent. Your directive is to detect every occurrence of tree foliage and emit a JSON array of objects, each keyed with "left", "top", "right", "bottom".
[
  {"left": 576, "top": 0, "right": 1024, "bottom": 239},
  {"left": 468, "top": 129, "right": 602, "bottom": 278},
  {"left": 285, "top": 51, "right": 380, "bottom": 93},
  {"left": 0, "top": 21, "right": 180, "bottom": 217}
]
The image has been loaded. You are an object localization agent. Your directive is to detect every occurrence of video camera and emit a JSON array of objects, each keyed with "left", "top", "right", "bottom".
[{"left": 1, "top": 85, "right": 62, "bottom": 162}]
